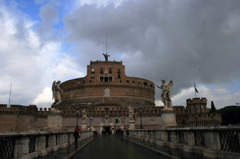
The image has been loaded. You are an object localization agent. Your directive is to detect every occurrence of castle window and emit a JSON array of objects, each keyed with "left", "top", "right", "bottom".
[
  {"left": 77, "top": 81, "right": 80, "bottom": 84},
  {"left": 104, "top": 77, "right": 108, "bottom": 82},
  {"left": 100, "top": 77, "right": 104, "bottom": 82},
  {"left": 150, "top": 84, "right": 153, "bottom": 87},
  {"left": 118, "top": 74, "right": 121, "bottom": 79},
  {"left": 91, "top": 74, "right": 94, "bottom": 78},
  {"left": 92, "top": 68, "right": 95, "bottom": 73},
  {"left": 100, "top": 76, "right": 113, "bottom": 82},
  {"left": 127, "top": 80, "right": 129, "bottom": 83},
  {"left": 109, "top": 68, "right": 112, "bottom": 74},
  {"left": 143, "top": 82, "right": 148, "bottom": 86},
  {"left": 90, "top": 80, "right": 92, "bottom": 82},
  {"left": 109, "top": 77, "right": 113, "bottom": 82},
  {"left": 100, "top": 68, "right": 103, "bottom": 74},
  {"left": 133, "top": 81, "right": 135, "bottom": 84},
  {"left": 118, "top": 69, "right": 121, "bottom": 74}
]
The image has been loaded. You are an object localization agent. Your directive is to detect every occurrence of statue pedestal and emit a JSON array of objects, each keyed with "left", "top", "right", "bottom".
[
  {"left": 47, "top": 108, "right": 62, "bottom": 130},
  {"left": 129, "top": 121, "right": 135, "bottom": 130},
  {"left": 120, "top": 125, "right": 124, "bottom": 130},
  {"left": 81, "top": 123, "right": 87, "bottom": 131},
  {"left": 160, "top": 108, "right": 177, "bottom": 127}
]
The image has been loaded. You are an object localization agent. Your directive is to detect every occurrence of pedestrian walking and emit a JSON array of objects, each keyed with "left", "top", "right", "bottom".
[{"left": 73, "top": 130, "right": 80, "bottom": 148}]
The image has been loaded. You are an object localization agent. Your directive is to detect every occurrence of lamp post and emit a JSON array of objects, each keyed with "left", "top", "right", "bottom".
[
  {"left": 76, "top": 110, "right": 79, "bottom": 130},
  {"left": 139, "top": 107, "right": 143, "bottom": 129}
]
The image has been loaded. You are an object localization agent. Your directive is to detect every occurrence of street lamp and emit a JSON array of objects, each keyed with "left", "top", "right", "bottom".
[
  {"left": 76, "top": 110, "right": 79, "bottom": 129},
  {"left": 139, "top": 107, "right": 143, "bottom": 129}
]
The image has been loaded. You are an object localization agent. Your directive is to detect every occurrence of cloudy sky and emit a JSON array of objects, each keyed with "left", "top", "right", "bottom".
[{"left": 0, "top": 0, "right": 240, "bottom": 109}]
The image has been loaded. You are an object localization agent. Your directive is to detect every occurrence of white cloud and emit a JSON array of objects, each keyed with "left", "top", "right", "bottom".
[
  {"left": 75, "top": 0, "right": 126, "bottom": 8},
  {"left": 171, "top": 85, "right": 240, "bottom": 109},
  {"left": 1, "top": 0, "right": 240, "bottom": 110},
  {"left": 33, "top": 87, "right": 52, "bottom": 108},
  {"left": 0, "top": 2, "right": 84, "bottom": 107}
]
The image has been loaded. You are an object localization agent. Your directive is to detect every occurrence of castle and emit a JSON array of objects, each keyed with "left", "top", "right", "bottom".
[{"left": 0, "top": 59, "right": 221, "bottom": 132}]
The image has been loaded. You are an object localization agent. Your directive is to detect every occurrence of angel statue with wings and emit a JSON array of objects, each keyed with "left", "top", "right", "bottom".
[
  {"left": 157, "top": 80, "right": 173, "bottom": 109},
  {"left": 51, "top": 80, "right": 64, "bottom": 108},
  {"left": 103, "top": 53, "right": 110, "bottom": 61}
]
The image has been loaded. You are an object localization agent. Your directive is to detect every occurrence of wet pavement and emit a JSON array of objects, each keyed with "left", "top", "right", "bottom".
[
  {"left": 72, "top": 135, "right": 171, "bottom": 159},
  {"left": 129, "top": 137, "right": 205, "bottom": 159},
  {"left": 37, "top": 138, "right": 92, "bottom": 159}
]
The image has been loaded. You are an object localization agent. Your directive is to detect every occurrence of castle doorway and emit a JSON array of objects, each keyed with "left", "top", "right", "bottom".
[{"left": 102, "top": 126, "right": 111, "bottom": 135}]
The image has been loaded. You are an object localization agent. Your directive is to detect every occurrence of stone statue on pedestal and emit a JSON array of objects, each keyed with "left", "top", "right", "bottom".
[
  {"left": 81, "top": 109, "right": 87, "bottom": 123},
  {"left": 120, "top": 116, "right": 124, "bottom": 125},
  {"left": 90, "top": 117, "right": 93, "bottom": 130},
  {"left": 51, "top": 80, "right": 63, "bottom": 108},
  {"left": 157, "top": 80, "right": 173, "bottom": 109},
  {"left": 129, "top": 106, "right": 135, "bottom": 122}
]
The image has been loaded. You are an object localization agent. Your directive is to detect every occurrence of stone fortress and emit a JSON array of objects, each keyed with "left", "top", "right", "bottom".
[
  {"left": 58, "top": 60, "right": 155, "bottom": 109},
  {"left": 0, "top": 56, "right": 221, "bottom": 133}
]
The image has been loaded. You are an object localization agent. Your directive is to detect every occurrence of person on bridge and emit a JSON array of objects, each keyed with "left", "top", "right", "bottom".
[
  {"left": 120, "top": 129, "right": 124, "bottom": 141},
  {"left": 73, "top": 130, "right": 80, "bottom": 148},
  {"left": 126, "top": 129, "right": 129, "bottom": 139}
]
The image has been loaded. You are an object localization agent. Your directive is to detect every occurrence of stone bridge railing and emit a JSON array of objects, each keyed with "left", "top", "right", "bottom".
[
  {"left": 0, "top": 130, "right": 94, "bottom": 159},
  {"left": 129, "top": 126, "right": 240, "bottom": 159}
]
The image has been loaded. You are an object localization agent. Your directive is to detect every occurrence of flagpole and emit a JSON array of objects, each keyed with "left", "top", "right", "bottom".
[
  {"left": 194, "top": 82, "right": 198, "bottom": 98},
  {"left": 8, "top": 83, "right": 12, "bottom": 108}
]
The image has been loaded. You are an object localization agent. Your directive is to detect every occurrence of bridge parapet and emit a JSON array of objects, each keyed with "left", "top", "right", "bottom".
[
  {"left": 130, "top": 126, "right": 240, "bottom": 159},
  {"left": 0, "top": 130, "right": 94, "bottom": 159}
]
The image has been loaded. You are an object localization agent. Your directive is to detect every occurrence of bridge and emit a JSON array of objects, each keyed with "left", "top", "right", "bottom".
[{"left": 0, "top": 127, "right": 239, "bottom": 159}]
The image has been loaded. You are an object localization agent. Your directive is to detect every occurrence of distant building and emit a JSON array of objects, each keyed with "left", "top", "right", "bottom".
[
  {"left": 0, "top": 60, "right": 221, "bottom": 132},
  {"left": 58, "top": 60, "right": 155, "bottom": 110}
]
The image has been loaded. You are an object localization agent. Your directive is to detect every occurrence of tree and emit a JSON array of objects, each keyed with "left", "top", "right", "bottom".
[
  {"left": 218, "top": 106, "right": 240, "bottom": 125},
  {"left": 210, "top": 101, "right": 216, "bottom": 113}
]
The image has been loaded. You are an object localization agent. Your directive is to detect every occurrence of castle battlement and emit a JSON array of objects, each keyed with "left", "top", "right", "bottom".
[{"left": 186, "top": 98, "right": 207, "bottom": 105}]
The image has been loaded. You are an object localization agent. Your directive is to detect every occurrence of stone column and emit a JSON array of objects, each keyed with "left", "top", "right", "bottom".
[
  {"left": 35, "top": 135, "right": 47, "bottom": 156},
  {"left": 14, "top": 137, "right": 30, "bottom": 158},
  {"left": 203, "top": 131, "right": 221, "bottom": 159},
  {"left": 169, "top": 131, "right": 177, "bottom": 148},
  {"left": 149, "top": 130, "right": 156, "bottom": 143},
  {"left": 183, "top": 131, "right": 195, "bottom": 152},
  {"left": 155, "top": 130, "right": 168, "bottom": 146},
  {"left": 49, "top": 134, "right": 59, "bottom": 152}
]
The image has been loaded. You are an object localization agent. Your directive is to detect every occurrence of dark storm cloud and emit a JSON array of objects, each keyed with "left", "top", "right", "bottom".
[{"left": 63, "top": 0, "right": 240, "bottom": 98}]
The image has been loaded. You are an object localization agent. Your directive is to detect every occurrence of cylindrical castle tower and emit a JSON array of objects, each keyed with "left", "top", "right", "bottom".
[{"left": 58, "top": 60, "right": 155, "bottom": 109}]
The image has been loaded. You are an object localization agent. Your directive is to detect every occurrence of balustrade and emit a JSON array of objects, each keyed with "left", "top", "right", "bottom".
[
  {"left": 130, "top": 127, "right": 240, "bottom": 159},
  {"left": 0, "top": 131, "right": 94, "bottom": 159}
]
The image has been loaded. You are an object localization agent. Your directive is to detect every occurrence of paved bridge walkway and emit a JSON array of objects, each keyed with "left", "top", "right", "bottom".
[
  {"left": 72, "top": 135, "right": 170, "bottom": 159},
  {"left": 38, "top": 135, "right": 205, "bottom": 159}
]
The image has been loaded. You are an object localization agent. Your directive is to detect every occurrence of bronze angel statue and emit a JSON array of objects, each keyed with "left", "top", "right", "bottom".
[
  {"left": 103, "top": 53, "right": 110, "bottom": 61},
  {"left": 51, "top": 80, "right": 63, "bottom": 108},
  {"left": 157, "top": 80, "right": 173, "bottom": 109}
]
